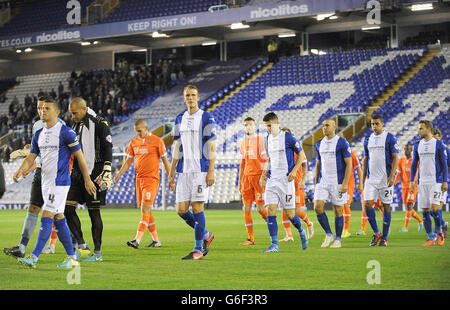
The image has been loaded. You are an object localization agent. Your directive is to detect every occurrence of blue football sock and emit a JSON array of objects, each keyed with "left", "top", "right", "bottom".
[
  {"left": 289, "top": 214, "right": 304, "bottom": 233},
  {"left": 54, "top": 218, "right": 75, "bottom": 257},
  {"left": 335, "top": 215, "right": 344, "bottom": 241},
  {"left": 317, "top": 212, "right": 332, "bottom": 235},
  {"left": 434, "top": 210, "right": 445, "bottom": 234},
  {"left": 19, "top": 212, "right": 39, "bottom": 253},
  {"left": 382, "top": 211, "right": 391, "bottom": 241},
  {"left": 366, "top": 207, "right": 380, "bottom": 235},
  {"left": 423, "top": 211, "right": 433, "bottom": 239},
  {"left": 423, "top": 211, "right": 432, "bottom": 233},
  {"left": 431, "top": 211, "right": 442, "bottom": 234},
  {"left": 267, "top": 216, "right": 278, "bottom": 244},
  {"left": 179, "top": 210, "right": 196, "bottom": 229},
  {"left": 31, "top": 217, "right": 53, "bottom": 259},
  {"left": 193, "top": 212, "right": 206, "bottom": 251}
]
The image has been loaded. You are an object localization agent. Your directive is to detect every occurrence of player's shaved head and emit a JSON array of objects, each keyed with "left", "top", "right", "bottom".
[
  {"left": 134, "top": 118, "right": 149, "bottom": 138},
  {"left": 69, "top": 97, "right": 88, "bottom": 123},
  {"left": 134, "top": 118, "right": 148, "bottom": 128},
  {"left": 404, "top": 144, "right": 412, "bottom": 157},
  {"left": 243, "top": 117, "right": 257, "bottom": 136},
  {"left": 281, "top": 127, "right": 291, "bottom": 133},
  {"left": 322, "top": 119, "right": 336, "bottom": 138},
  {"left": 370, "top": 114, "right": 384, "bottom": 135},
  {"left": 70, "top": 97, "right": 87, "bottom": 109}
]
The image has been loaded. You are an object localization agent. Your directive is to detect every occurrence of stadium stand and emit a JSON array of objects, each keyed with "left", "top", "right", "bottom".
[
  {"left": 0, "top": 72, "right": 72, "bottom": 116},
  {"left": 107, "top": 57, "right": 264, "bottom": 206},
  {"left": 350, "top": 47, "right": 450, "bottom": 206},
  {"left": 102, "top": 0, "right": 221, "bottom": 24},
  {"left": 106, "top": 46, "right": 443, "bottom": 206},
  {"left": 2, "top": 45, "right": 447, "bottom": 207},
  {"left": 0, "top": 0, "right": 95, "bottom": 36}
]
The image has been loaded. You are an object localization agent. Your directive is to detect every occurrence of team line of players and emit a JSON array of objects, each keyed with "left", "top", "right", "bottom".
[
  {"left": 4, "top": 85, "right": 449, "bottom": 266},
  {"left": 116, "top": 85, "right": 448, "bottom": 257}
]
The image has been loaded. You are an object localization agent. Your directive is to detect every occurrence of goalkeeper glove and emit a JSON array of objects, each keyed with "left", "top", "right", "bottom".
[
  {"left": 94, "top": 163, "right": 112, "bottom": 191},
  {"left": 10, "top": 148, "right": 30, "bottom": 160}
]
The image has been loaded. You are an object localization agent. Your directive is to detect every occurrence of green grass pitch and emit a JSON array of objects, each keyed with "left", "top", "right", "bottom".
[{"left": 1, "top": 209, "right": 449, "bottom": 290}]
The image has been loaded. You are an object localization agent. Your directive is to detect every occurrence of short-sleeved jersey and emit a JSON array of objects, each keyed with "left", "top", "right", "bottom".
[
  {"left": 32, "top": 118, "right": 65, "bottom": 168},
  {"left": 410, "top": 138, "right": 448, "bottom": 185},
  {"left": 173, "top": 109, "right": 217, "bottom": 173},
  {"left": 364, "top": 130, "right": 399, "bottom": 186},
  {"left": 126, "top": 133, "right": 167, "bottom": 180},
  {"left": 316, "top": 135, "right": 352, "bottom": 185},
  {"left": 30, "top": 122, "right": 81, "bottom": 187},
  {"left": 265, "top": 130, "right": 302, "bottom": 179},
  {"left": 348, "top": 150, "right": 361, "bottom": 188},
  {"left": 446, "top": 146, "right": 450, "bottom": 168},
  {"left": 240, "top": 135, "right": 267, "bottom": 176},
  {"left": 395, "top": 157, "right": 415, "bottom": 187},
  {"left": 294, "top": 152, "right": 307, "bottom": 184}
]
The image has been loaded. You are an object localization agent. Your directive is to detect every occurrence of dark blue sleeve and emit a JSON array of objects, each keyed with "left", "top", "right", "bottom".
[
  {"left": 315, "top": 140, "right": 321, "bottom": 161},
  {"left": 447, "top": 147, "right": 450, "bottom": 169},
  {"left": 338, "top": 137, "right": 351, "bottom": 158},
  {"left": 264, "top": 136, "right": 269, "bottom": 159},
  {"left": 410, "top": 143, "right": 419, "bottom": 183},
  {"left": 437, "top": 141, "right": 448, "bottom": 182},
  {"left": 363, "top": 136, "right": 370, "bottom": 159},
  {"left": 173, "top": 114, "right": 182, "bottom": 141},
  {"left": 30, "top": 129, "right": 41, "bottom": 155},
  {"left": 287, "top": 132, "right": 301, "bottom": 154},
  {"left": 203, "top": 112, "right": 217, "bottom": 141},
  {"left": 62, "top": 126, "right": 81, "bottom": 153},
  {"left": 388, "top": 133, "right": 399, "bottom": 154}
]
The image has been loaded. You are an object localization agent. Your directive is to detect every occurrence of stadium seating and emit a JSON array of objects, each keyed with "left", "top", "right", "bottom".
[
  {"left": 0, "top": 78, "right": 17, "bottom": 95},
  {"left": 0, "top": 71, "right": 72, "bottom": 115},
  {"left": 3, "top": 46, "right": 448, "bottom": 208},
  {"left": 108, "top": 47, "right": 431, "bottom": 205},
  {"left": 103, "top": 0, "right": 220, "bottom": 24},
  {"left": 0, "top": 0, "right": 94, "bottom": 36},
  {"left": 107, "top": 57, "right": 263, "bottom": 205},
  {"left": 351, "top": 46, "right": 450, "bottom": 205}
]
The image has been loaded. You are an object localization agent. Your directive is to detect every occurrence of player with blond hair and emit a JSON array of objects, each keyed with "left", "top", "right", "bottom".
[{"left": 115, "top": 118, "right": 170, "bottom": 249}]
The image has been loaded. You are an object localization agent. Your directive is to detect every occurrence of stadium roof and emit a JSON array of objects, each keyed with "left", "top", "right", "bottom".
[{"left": 0, "top": 0, "right": 449, "bottom": 62}]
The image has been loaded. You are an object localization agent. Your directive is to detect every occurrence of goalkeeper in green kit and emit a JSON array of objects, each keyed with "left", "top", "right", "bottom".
[{"left": 64, "top": 97, "right": 113, "bottom": 262}]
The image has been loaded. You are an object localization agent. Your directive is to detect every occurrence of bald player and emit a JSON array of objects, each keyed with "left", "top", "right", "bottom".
[
  {"left": 313, "top": 119, "right": 353, "bottom": 248},
  {"left": 64, "top": 97, "right": 113, "bottom": 262},
  {"left": 115, "top": 118, "right": 170, "bottom": 248}
]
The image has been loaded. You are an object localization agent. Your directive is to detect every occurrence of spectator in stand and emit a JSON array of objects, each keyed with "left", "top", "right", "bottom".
[
  {"left": 24, "top": 94, "right": 32, "bottom": 109},
  {"left": 106, "top": 108, "right": 115, "bottom": 125},
  {"left": 3, "top": 141, "right": 12, "bottom": 163},
  {"left": 49, "top": 88, "right": 57, "bottom": 99},
  {"left": 58, "top": 81, "right": 64, "bottom": 97}
]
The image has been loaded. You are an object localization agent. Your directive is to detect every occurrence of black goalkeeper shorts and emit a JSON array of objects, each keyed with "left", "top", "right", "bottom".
[{"left": 66, "top": 164, "right": 106, "bottom": 208}]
